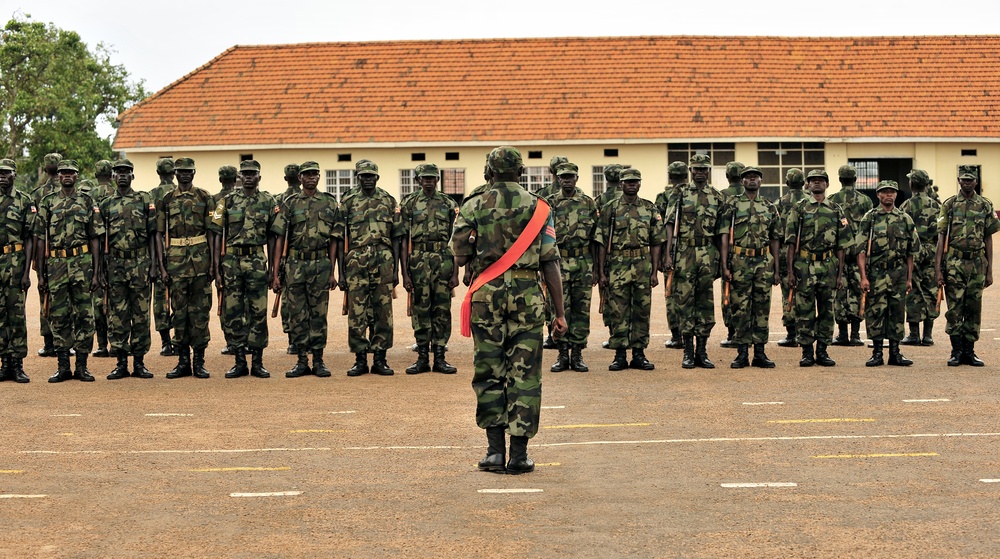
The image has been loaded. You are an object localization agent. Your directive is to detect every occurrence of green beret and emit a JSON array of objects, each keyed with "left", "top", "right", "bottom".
[
  {"left": 876, "top": 180, "right": 899, "bottom": 192},
  {"left": 57, "top": 159, "right": 79, "bottom": 172},
  {"left": 487, "top": 146, "right": 522, "bottom": 173},
  {"left": 0, "top": 159, "right": 16, "bottom": 172},
  {"left": 620, "top": 168, "right": 642, "bottom": 181},
  {"left": 299, "top": 161, "right": 320, "bottom": 173},
  {"left": 94, "top": 160, "right": 113, "bottom": 177},
  {"left": 689, "top": 154, "right": 711, "bottom": 168},
  {"left": 555, "top": 162, "right": 579, "bottom": 176},
  {"left": 112, "top": 158, "right": 134, "bottom": 171},
  {"left": 174, "top": 157, "right": 196, "bottom": 170},
  {"left": 218, "top": 165, "right": 238, "bottom": 179},
  {"left": 239, "top": 160, "right": 261, "bottom": 173}
]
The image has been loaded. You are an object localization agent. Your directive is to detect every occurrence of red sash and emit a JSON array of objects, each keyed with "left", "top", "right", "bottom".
[{"left": 460, "top": 199, "right": 550, "bottom": 337}]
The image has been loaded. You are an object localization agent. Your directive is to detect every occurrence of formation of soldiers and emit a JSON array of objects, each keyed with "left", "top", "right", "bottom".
[{"left": 0, "top": 150, "right": 995, "bottom": 386}]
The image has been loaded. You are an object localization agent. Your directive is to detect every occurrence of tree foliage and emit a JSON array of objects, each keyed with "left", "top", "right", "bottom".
[{"left": 0, "top": 14, "right": 146, "bottom": 189}]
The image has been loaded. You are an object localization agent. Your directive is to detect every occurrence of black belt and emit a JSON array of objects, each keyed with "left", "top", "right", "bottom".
[
  {"left": 949, "top": 247, "right": 983, "bottom": 260},
  {"left": 412, "top": 241, "right": 448, "bottom": 252},
  {"left": 49, "top": 245, "right": 89, "bottom": 258},
  {"left": 227, "top": 245, "right": 264, "bottom": 256},
  {"left": 1, "top": 243, "right": 24, "bottom": 255},
  {"left": 289, "top": 248, "right": 328, "bottom": 261},
  {"left": 559, "top": 246, "right": 588, "bottom": 258},
  {"left": 112, "top": 248, "right": 146, "bottom": 259},
  {"left": 680, "top": 237, "right": 713, "bottom": 248},
  {"left": 732, "top": 246, "right": 769, "bottom": 257},
  {"left": 799, "top": 249, "right": 833, "bottom": 261},
  {"left": 614, "top": 246, "right": 649, "bottom": 259}
]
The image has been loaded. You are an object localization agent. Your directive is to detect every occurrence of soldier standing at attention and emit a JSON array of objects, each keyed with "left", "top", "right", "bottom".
[
  {"left": 212, "top": 160, "right": 281, "bottom": 379},
  {"left": 655, "top": 161, "right": 688, "bottom": 349},
  {"left": 214, "top": 165, "right": 238, "bottom": 356},
  {"left": 451, "top": 145, "right": 566, "bottom": 475},
  {"left": 858, "top": 180, "right": 918, "bottom": 367},
  {"left": 150, "top": 157, "right": 177, "bottom": 357},
  {"left": 400, "top": 163, "right": 459, "bottom": 375},
  {"left": 719, "top": 166, "right": 781, "bottom": 368},
  {"left": 335, "top": 161, "right": 404, "bottom": 377},
  {"left": 101, "top": 159, "right": 157, "bottom": 379},
  {"left": 718, "top": 161, "right": 745, "bottom": 348},
  {"left": 785, "top": 170, "right": 851, "bottom": 367},
  {"left": 776, "top": 168, "right": 807, "bottom": 347},
  {"left": 935, "top": 165, "right": 1000, "bottom": 367},
  {"left": 546, "top": 162, "right": 598, "bottom": 373},
  {"left": 829, "top": 164, "right": 872, "bottom": 347},
  {"left": 598, "top": 163, "right": 626, "bottom": 349},
  {"left": 596, "top": 168, "right": 665, "bottom": 371},
  {"left": 33, "top": 152, "right": 61, "bottom": 358},
  {"left": 279, "top": 163, "right": 302, "bottom": 355},
  {"left": 157, "top": 157, "right": 216, "bottom": 379},
  {"left": 273, "top": 161, "right": 338, "bottom": 378},
  {"left": 899, "top": 169, "right": 940, "bottom": 346},
  {"left": 90, "top": 160, "right": 114, "bottom": 359},
  {"left": 538, "top": 155, "right": 568, "bottom": 350},
  {"left": 0, "top": 159, "right": 34, "bottom": 383},
  {"left": 36, "top": 160, "right": 103, "bottom": 382},
  {"left": 664, "top": 154, "right": 726, "bottom": 369}
]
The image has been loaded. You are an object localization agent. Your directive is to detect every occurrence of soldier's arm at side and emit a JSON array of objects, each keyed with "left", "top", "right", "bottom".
[
  {"left": 986, "top": 235, "right": 994, "bottom": 288},
  {"left": 327, "top": 237, "right": 338, "bottom": 291},
  {"left": 649, "top": 244, "right": 661, "bottom": 289},
  {"left": 770, "top": 238, "right": 781, "bottom": 285},
  {"left": 934, "top": 230, "right": 946, "bottom": 286},
  {"left": 858, "top": 250, "right": 869, "bottom": 292},
  {"left": 541, "top": 259, "right": 567, "bottom": 338},
  {"left": 89, "top": 236, "right": 101, "bottom": 292},
  {"left": 836, "top": 249, "right": 845, "bottom": 291},
  {"left": 905, "top": 254, "right": 914, "bottom": 293},
  {"left": 720, "top": 232, "right": 731, "bottom": 283}
]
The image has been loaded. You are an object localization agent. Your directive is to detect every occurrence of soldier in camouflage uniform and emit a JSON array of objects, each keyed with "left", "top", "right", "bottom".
[
  {"left": 279, "top": 163, "right": 302, "bottom": 354},
  {"left": 935, "top": 166, "right": 1000, "bottom": 367},
  {"left": 213, "top": 165, "right": 239, "bottom": 356},
  {"left": 0, "top": 159, "right": 34, "bottom": 383},
  {"left": 538, "top": 155, "right": 568, "bottom": 349},
  {"left": 858, "top": 180, "right": 919, "bottom": 367},
  {"left": 598, "top": 163, "right": 626, "bottom": 349},
  {"left": 655, "top": 161, "right": 688, "bottom": 349},
  {"left": 90, "top": 160, "right": 114, "bottom": 358},
  {"left": 451, "top": 145, "right": 566, "bottom": 475},
  {"left": 546, "top": 162, "right": 598, "bottom": 372},
  {"left": 273, "top": 161, "right": 337, "bottom": 378},
  {"left": 335, "top": 160, "right": 404, "bottom": 377},
  {"left": 100, "top": 159, "right": 157, "bottom": 380},
  {"left": 785, "top": 170, "right": 852, "bottom": 367},
  {"left": 459, "top": 160, "right": 494, "bottom": 289},
  {"left": 400, "top": 163, "right": 459, "bottom": 375},
  {"left": 664, "top": 154, "right": 726, "bottom": 369},
  {"left": 33, "top": 152, "right": 62, "bottom": 357},
  {"left": 149, "top": 157, "right": 177, "bottom": 357},
  {"left": 156, "top": 157, "right": 216, "bottom": 379},
  {"left": 829, "top": 164, "right": 872, "bottom": 347},
  {"left": 928, "top": 180, "right": 941, "bottom": 204},
  {"left": 596, "top": 168, "right": 665, "bottom": 371},
  {"left": 720, "top": 166, "right": 781, "bottom": 368},
  {"left": 776, "top": 168, "right": 807, "bottom": 346},
  {"left": 35, "top": 160, "right": 104, "bottom": 382},
  {"left": 212, "top": 160, "right": 281, "bottom": 379},
  {"left": 899, "top": 169, "right": 940, "bottom": 346},
  {"left": 718, "top": 161, "right": 745, "bottom": 348}
]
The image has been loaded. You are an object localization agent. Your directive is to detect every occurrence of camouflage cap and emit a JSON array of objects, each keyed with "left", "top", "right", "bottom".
[
  {"left": 786, "top": 168, "right": 805, "bottom": 185},
  {"left": 548, "top": 155, "right": 569, "bottom": 173},
  {"left": 112, "top": 158, "right": 134, "bottom": 171},
  {"left": 689, "top": 154, "right": 711, "bottom": 168},
  {"left": 44, "top": 153, "right": 63, "bottom": 166},
  {"left": 239, "top": 160, "right": 261, "bottom": 173},
  {"left": 906, "top": 169, "right": 930, "bottom": 188},
  {"left": 94, "top": 160, "right": 113, "bottom": 177},
  {"left": 356, "top": 160, "right": 379, "bottom": 175},
  {"left": 555, "top": 162, "right": 579, "bottom": 176},
  {"left": 806, "top": 169, "right": 829, "bottom": 181},
  {"left": 416, "top": 163, "right": 440, "bottom": 178},
  {"left": 156, "top": 157, "right": 175, "bottom": 174},
  {"left": 218, "top": 165, "right": 238, "bottom": 179},
  {"left": 174, "top": 157, "right": 196, "bottom": 170},
  {"left": 299, "top": 161, "right": 320, "bottom": 173},
  {"left": 958, "top": 165, "right": 978, "bottom": 180},
  {"left": 487, "top": 146, "right": 523, "bottom": 173},
  {"left": 355, "top": 159, "right": 374, "bottom": 171},
  {"left": 667, "top": 161, "right": 688, "bottom": 176},
  {"left": 0, "top": 159, "right": 15, "bottom": 172},
  {"left": 725, "top": 161, "right": 746, "bottom": 178},
  {"left": 57, "top": 159, "right": 79, "bottom": 172},
  {"left": 876, "top": 180, "right": 899, "bottom": 192},
  {"left": 838, "top": 164, "right": 857, "bottom": 179},
  {"left": 740, "top": 166, "right": 763, "bottom": 178},
  {"left": 603, "top": 164, "right": 625, "bottom": 182},
  {"left": 284, "top": 163, "right": 300, "bottom": 178},
  {"left": 620, "top": 168, "right": 642, "bottom": 181}
]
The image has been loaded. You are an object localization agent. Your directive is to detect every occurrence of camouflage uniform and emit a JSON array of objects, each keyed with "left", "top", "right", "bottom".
[
  {"left": 654, "top": 162, "right": 688, "bottom": 349},
  {"left": 213, "top": 165, "right": 237, "bottom": 206},
  {"left": 31, "top": 153, "right": 61, "bottom": 356},
  {"left": 829, "top": 165, "right": 872, "bottom": 345},
  {"left": 149, "top": 158, "right": 176, "bottom": 355},
  {"left": 597, "top": 164, "right": 626, "bottom": 345},
  {"left": 776, "top": 169, "right": 807, "bottom": 345},
  {"left": 718, "top": 162, "right": 745, "bottom": 347},
  {"left": 90, "top": 160, "right": 114, "bottom": 357},
  {"left": 898, "top": 170, "right": 941, "bottom": 345},
  {"left": 0, "top": 158, "right": 34, "bottom": 382},
  {"left": 279, "top": 163, "right": 303, "bottom": 352},
  {"left": 534, "top": 155, "right": 567, "bottom": 201}
]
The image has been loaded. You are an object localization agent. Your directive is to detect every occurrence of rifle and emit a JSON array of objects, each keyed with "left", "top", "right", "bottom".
[
  {"left": 42, "top": 222, "right": 50, "bottom": 319},
  {"left": 405, "top": 232, "right": 412, "bottom": 317},
  {"left": 785, "top": 220, "right": 801, "bottom": 313},
  {"left": 102, "top": 223, "right": 109, "bottom": 315},
  {"left": 665, "top": 199, "right": 680, "bottom": 298},
  {"left": 600, "top": 204, "right": 616, "bottom": 313},
  {"left": 860, "top": 214, "right": 875, "bottom": 317},
  {"left": 936, "top": 205, "right": 952, "bottom": 314},
  {"left": 217, "top": 222, "right": 225, "bottom": 317},
  {"left": 722, "top": 208, "right": 735, "bottom": 306},
  {"left": 164, "top": 215, "right": 171, "bottom": 318},
  {"left": 271, "top": 211, "right": 290, "bottom": 318},
  {"left": 342, "top": 221, "right": 349, "bottom": 316}
]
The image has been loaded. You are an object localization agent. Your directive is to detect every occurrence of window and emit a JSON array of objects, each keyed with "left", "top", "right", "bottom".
[
  {"left": 445, "top": 152, "right": 460, "bottom": 161},
  {"left": 604, "top": 148, "right": 619, "bottom": 157},
  {"left": 592, "top": 166, "right": 606, "bottom": 199},
  {"left": 337, "top": 154, "right": 352, "bottom": 162},
  {"left": 325, "top": 170, "right": 353, "bottom": 202},
  {"left": 962, "top": 149, "right": 978, "bottom": 157},
  {"left": 667, "top": 143, "right": 736, "bottom": 167},
  {"left": 528, "top": 151, "right": 543, "bottom": 159},
  {"left": 411, "top": 153, "right": 426, "bottom": 162},
  {"left": 519, "top": 166, "right": 552, "bottom": 193},
  {"left": 240, "top": 154, "right": 254, "bottom": 162},
  {"left": 756, "top": 142, "right": 825, "bottom": 201},
  {"left": 442, "top": 169, "right": 465, "bottom": 195},
  {"left": 399, "top": 169, "right": 414, "bottom": 197}
]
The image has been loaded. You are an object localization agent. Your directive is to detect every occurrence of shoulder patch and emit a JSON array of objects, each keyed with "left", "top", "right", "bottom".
[
  {"left": 93, "top": 206, "right": 100, "bottom": 213},
  {"left": 274, "top": 205, "right": 280, "bottom": 214},
  {"left": 840, "top": 218, "right": 848, "bottom": 227},
  {"left": 655, "top": 214, "right": 662, "bottom": 220}
]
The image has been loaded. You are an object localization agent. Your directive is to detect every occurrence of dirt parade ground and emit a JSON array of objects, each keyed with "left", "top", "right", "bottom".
[{"left": 1, "top": 264, "right": 999, "bottom": 559}]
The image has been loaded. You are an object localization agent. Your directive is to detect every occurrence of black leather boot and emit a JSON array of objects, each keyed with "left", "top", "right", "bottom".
[
  {"left": 0, "top": 355, "right": 8, "bottom": 381},
  {"left": 166, "top": 346, "right": 192, "bottom": 378},
  {"left": 751, "top": 343, "right": 775, "bottom": 368},
  {"left": 158, "top": 330, "right": 176, "bottom": 357},
  {"left": 962, "top": 339, "right": 985, "bottom": 367},
  {"left": 543, "top": 334, "right": 557, "bottom": 350},
  {"left": 777, "top": 326, "right": 798, "bottom": 347},
  {"left": 250, "top": 348, "right": 270, "bottom": 378},
  {"left": 220, "top": 344, "right": 235, "bottom": 356},
  {"left": 900, "top": 322, "right": 921, "bottom": 345},
  {"left": 74, "top": 353, "right": 95, "bottom": 382},
  {"left": 312, "top": 350, "right": 331, "bottom": 378},
  {"left": 720, "top": 326, "right": 736, "bottom": 348},
  {"left": 799, "top": 343, "right": 815, "bottom": 367},
  {"left": 38, "top": 333, "right": 56, "bottom": 357},
  {"left": 432, "top": 345, "right": 457, "bottom": 374},
  {"left": 866, "top": 339, "right": 884, "bottom": 367},
  {"left": 107, "top": 350, "right": 130, "bottom": 380},
  {"left": 602, "top": 339, "right": 611, "bottom": 349},
  {"left": 550, "top": 343, "right": 570, "bottom": 372},
  {"left": 286, "top": 335, "right": 298, "bottom": 355},
  {"left": 478, "top": 426, "right": 506, "bottom": 473},
  {"left": 225, "top": 348, "right": 249, "bottom": 378},
  {"left": 921, "top": 319, "right": 934, "bottom": 346},
  {"left": 570, "top": 346, "right": 589, "bottom": 372},
  {"left": 371, "top": 350, "right": 394, "bottom": 376},
  {"left": 681, "top": 335, "right": 696, "bottom": 369},
  {"left": 630, "top": 348, "right": 655, "bottom": 370},
  {"left": 849, "top": 320, "right": 864, "bottom": 346},
  {"left": 506, "top": 435, "right": 535, "bottom": 474},
  {"left": 832, "top": 322, "right": 849, "bottom": 346},
  {"left": 48, "top": 351, "right": 72, "bottom": 383},
  {"left": 132, "top": 354, "right": 153, "bottom": 378},
  {"left": 93, "top": 326, "right": 111, "bottom": 357},
  {"left": 694, "top": 336, "right": 714, "bottom": 369},
  {"left": 407, "top": 344, "right": 431, "bottom": 374},
  {"left": 192, "top": 347, "right": 210, "bottom": 378},
  {"left": 286, "top": 351, "right": 312, "bottom": 378},
  {"left": 11, "top": 357, "right": 29, "bottom": 383},
  {"left": 609, "top": 348, "right": 628, "bottom": 371},
  {"left": 947, "top": 336, "right": 962, "bottom": 367},
  {"left": 347, "top": 352, "right": 369, "bottom": 377},
  {"left": 815, "top": 341, "right": 836, "bottom": 366},
  {"left": 730, "top": 344, "right": 750, "bottom": 369},
  {"left": 665, "top": 328, "right": 683, "bottom": 349},
  {"left": 887, "top": 340, "right": 912, "bottom": 366}
]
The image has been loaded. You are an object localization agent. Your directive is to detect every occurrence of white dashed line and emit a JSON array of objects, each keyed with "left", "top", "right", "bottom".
[
  {"left": 0, "top": 494, "right": 47, "bottom": 499},
  {"left": 541, "top": 406, "right": 566, "bottom": 409},
  {"left": 328, "top": 411, "right": 357, "bottom": 414},
  {"left": 230, "top": 491, "right": 302, "bottom": 498},
  {"left": 50, "top": 414, "right": 81, "bottom": 417},
  {"left": 721, "top": 483, "right": 797, "bottom": 488},
  {"left": 145, "top": 413, "right": 194, "bottom": 417},
  {"left": 980, "top": 479, "right": 1000, "bottom": 483},
  {"left": 477, "top": 488, "right": 544, "bottom": 494},
  {"left": 902, "top": 399, "right": 951, "bottom": 403},
  {"left": 743, "top": 402, "right": 785, "bottom": 406}
]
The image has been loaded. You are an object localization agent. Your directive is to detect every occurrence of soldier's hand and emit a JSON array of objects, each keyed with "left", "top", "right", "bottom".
[
  {"left": 89, "top": 275, "right": 99, "bottom": 293},
  {"left": 861, "top": 279, "right": 870, "bottom": 292},
  {"left": 267, "top": 274, "right": 274, "bottom": 291},
  {"left": 787, "top": 274, "right": 797, "bottom": 289},
  {"left": 402, "top": 273, "right": 412, "bottom": 292},
  {"left": 599, "top": 274, "right": 609, "bottom": 290},
  {"left": 338, "top": 274, "right": 347, "bottom": 291},
  {"left": 836, "top": 276, "right": 845, "bottom": 291},
  {"left": 550, "top": 316, "right": 568, "bottom": 340},
  {"left": 722, "top": 269, "right": 732, "bottom": 283},
  {"left": 447, "top": 274, "right": 459, "bottom": 291},
  {"left": 148, "top": 266, "right": 158, "bottom": 285},
  {"left": 214, "top": 273, "right": 223, "bottom": 291},
  {"left": 906, "top": 280, "right": 912, "bottom": 294},
  {"left": 272, "top": 274, "right": 282, "bottom": 293},
  {"left": 462, "top": 268, "right": 473, "bottom": 287},
  {"left": 650, "top": 270, "right": 659, "bottom": 288},
  {"left": 936, "top": 272, "right": 945, "bottom": 287},
  {"left": 772, "top": 272, "right": 780, "bottom": 286},
  {"left": 160, "top": 267, "right": 169, "bottom": 284},
  {"left": 987, "top": 271, "right": 994, "bottom": 288},
  {"left": 20, "top": 273, "right": 31, "bottom": 292},
  {"left": 664, "top": 257, "right": 674, "bottom": 271},
  {"left": 328, "top": 275, "right": 338, "bottom": 291}
]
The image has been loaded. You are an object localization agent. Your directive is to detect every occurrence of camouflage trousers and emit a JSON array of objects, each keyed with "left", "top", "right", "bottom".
[
  {"left": 152, "top": 280, "right": 171, "bottom": 333},
  {"left": 729, "top": 254, "right": 773, "bottom": 344},
  {"left": 673, "top": 245, "right": 719, "bottom": 337},
  {"left": 663, "top": 275, "right": 679, "bottom": 333},
  {"left": 943, "top": 252, "right": 987, "bottom": 342},
  {"left": 346, "top": 245, "right": 394, "bottom": 353},
  {"left": 792, "top": 255, "right": 838, "bottom": 345},
  {"left": 220, "top": 250, "right": 269, "bottom": 350},
  {"left": 778, "top": 251, "right": 794, "bottom": 328},
  {"left": 47, "top": 253, "right": 95, "bottom": 353},
  {"left": 559, "top": 264, "right": 593, "bottom": 347},
  {"left": 863, "top": 262, "right": 906, "bottom": 341},
  {"left": 36, "top": 282, "right": 51, "bottom": 337},
  {"left": 470, "top": 275, "right": 543, "bottom": 439},
  {"left": 0, "top": 253, "right": 28, "bottom": 358},
  {"left": 169, "top": 274, "right": 212, "bottom": 350},
  {"left": 285, "top": 257, "right": 332, "bottom": 352},
  {"left": 407, "top": 250, "right": 455, "bottom": 347},
  {"left": 106, "top": 256, "right": 153, "bottom": 355},
  {"left": 606, "top": 255, "right": 652, "bottom": 349},
  {"left": 93, "top": 283, "right": 107, "bottom": 337},
  {"left": 905, "top": 242, "right": 940, "bottom": 322},
  {"left": 280, "top": 277, "right": 292, "bottom": 336},
  {"left": 835, "top": 255, "right": 863, "bottom": 323}
]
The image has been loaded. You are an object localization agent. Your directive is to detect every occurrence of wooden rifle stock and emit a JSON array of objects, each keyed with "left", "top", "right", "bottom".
[{"left": 785, "top": 220, "right": 802, "bottom": 313}]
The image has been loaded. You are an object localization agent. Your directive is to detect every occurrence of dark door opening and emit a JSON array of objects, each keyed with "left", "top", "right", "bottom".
[{"left": 848, "top": 158, "right": 914, "bottom": 206}]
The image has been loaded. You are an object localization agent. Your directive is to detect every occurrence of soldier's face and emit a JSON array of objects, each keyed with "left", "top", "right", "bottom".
[
  {"left": 959, "top": 178, "right": 978, "bottom": 195},
  {"left": 299, "top": 170, "right": 320, "bottom": 191},
  {"left": 176, "top": 169, "right": 195, "bottom": 185},
  {"left": 241, "top": 171, "right": 261, "bottom": 189},
  {"left": 358, "top": 173, "right": 378, "bottom": 192},
  {"left": 114, "top": 169, "right": 133, "bottom": 189},
  {"left": 876, "top": 189, "right": 896, "bottom": 207},
  {"left": 807, "top": 177, "right": 828, "bottom": 194},
  {"left": 58, "top": 170, "right": 77, "bottom": 187},
  {"left": 690, "top": 166, "right": 710, "bottom": 185},
  {"left": 418, "top": 176, "right": 439, "bottom": 191},
  {"left": 0, "top": 170, "right": 14, "bottom": 190},
  {"left": 742, "top": 173, "right": 762, "bottom": 192},
  {"left": 557, "top": 173, "right": 578, "bottom": 192},
  {"left": 622, "top": 179, "right": 641, "bottom": 196}
]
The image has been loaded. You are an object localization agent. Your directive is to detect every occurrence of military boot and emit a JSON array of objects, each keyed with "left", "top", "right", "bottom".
[
  {"left": 602, "top": 339, "right": 611, "bottom": 349},
  {"left": 432, "top": 345, "right": 457, "bottom": 374},
  {"left": 107, "top": 350, "right": 130, "bottom": 380},
  {"left": 777, "top": 326, "right": 798, "bottom": 347},
  {"left": 831, "top": 322, "right": 850, "bottom": 346},
  {"left": 93, "top": 327, "right": 111, "bottom": 357},
  {"left": 371, "top": 350, "right": 394, "bottom": 376},
  {"left": 166, "top": 346, "right": 192, "bottom": 379},
  {"left": 406, "top": 344, "right": 431, "bottom": 374},
  {"left": 751, "top": 343, "right": 775, "bottom": 368},
  {"left": 38, "top": 333, "right": 56, "bottom": 357},
  {"left": 962, "top": 339, "right": 985, "bottom": 367},
  {"left": 286, "top": 335, "right": 298, "bottom": 355},
  {"left": 681, "top": 335, "right": 696, "bottom": 369},
  {"left": 286, "top": 352, "right": 312, "bottom": 378},
  {"left": 347, "top": 352, "right": 369, "bottom": 377},
  {"left": 570, "top": 346, "right": 589, "bottom": 372},
  {"left": 848, "top": 320, "right": 864, "bottom": 347},
  {"left": 550, "top": 343, "right": 570, "bottom": 372},
  {"left": 225, "top": 348, "right": 249, "bottom": 378},
  {"left": 48, "top": 351, "right": 73, "bottom": 383},
  {"left": 799, "top": 343, "right": 815, "bottom": 367},
  {"left": 920, "top": 319, "right": 934, "bottom": 346},
  {"left": 543, "top": 333, "right": 557, "bottom": 350},
  {"left": 192, "top": 348, "right": 210, "bottom": 378},
  {"left": 694, "top": 337, "right": 715, "bottom": 369},
  {"left": 11, "top": 357, "right": 29, "bottom": 383},
  {"left": 0, "top": 356, "right": 8, "bottom": 381},
  {"left": 947, "top": 336, "right": 962, "bottom": 367},
  {"left": 609, "top": 349, "right": 628, "bottom": 371},
  {"left": 815, "top": 341, "right": 836, "bottom": 367},
  {"left": 250, "top": 349, "right": 270, "bottom": 378},
  {"left": 73, "top": 353, "right": 95, "bottom": 382},
  {"left": 478, "top": 426, "right": 506, "bottom": 473},
  {"left": 312, "top": 350, "right": 331, "bottom": 378},
  {"left": 158, "top": 330, "right": 176, "bottom": 357},
  {"left": 900, "top": 322, "right": 922, "bottom": 345},
  {"left": 665, "top": 328, "right": 684, "bottom": 349},
  {"left": 866, "top": 339, "right": 884, "bottom": 367},
  {"left": 220, "top": 344, "right": 235, "bottom": 356},
  {"left": 730, "top": 344, "right": 750, "bottom": 369},
  {"left": 506, "top": 435, "right": 535, "bottom": 475},
  {"left": 630, "top": 348, "right": 655, "bottom": 370},
  {"left": 887, "top": 340, "right": 913, "bottom": 366},
  {"left": 132, "top": 354, "right": 154, "bottom": 379},
  {"left": 720, "top": 326, "right": 736, "bottom": 348}
]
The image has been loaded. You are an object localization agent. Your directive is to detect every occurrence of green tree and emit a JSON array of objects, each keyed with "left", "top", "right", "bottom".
[{"left": 0, "top": 14, "right": 146, "bottom": 190}]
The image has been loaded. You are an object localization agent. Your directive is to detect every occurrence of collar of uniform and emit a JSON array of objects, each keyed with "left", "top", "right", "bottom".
[
  {"left": 556, "top": 187, "right": 582, "bottom": 200},
  {"left": 112, "top": 188, "right": 136, "bottom": 198},
  {"left": 491, "top": 181, "right": 524, "bottom": 193}
]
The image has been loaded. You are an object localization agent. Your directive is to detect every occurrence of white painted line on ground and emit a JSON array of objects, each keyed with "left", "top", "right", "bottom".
[
  {"left": 903, "top": 399, "right": 951, "bottom": 403},
  {"left": 541, "top": 406, "right": 566, "bottom": 409},
  {"left": 328, "top": 411, "right": 357, "bottom": 414},
  {"left": 767, "top": 418, "right": 875, "bottom": 424},
  {"left": 721, "top": 482, "right": 797, "bottom": 488},
  {"left": 50, "top": 414, "right": 81, "bottom": 417},
  {"left": 535, "top": 462, "right": 561, "bottom": 467},
  {"left": 981, "top": 328, "right": 996, "bottom": 332},
  {"left": 0, "top": 470, "right": 25, "bottom": 474},
  {"left": 289, "top": 430, "right": 346, "bottom": 433},
  {"left": 190, "top": 467, "right": 290, "bottom": 472},
  {"left": 544, "top": 423, "right": 651, "bottom": 430},
  {"left": 980, "top": 479, "right": 1000, "bottom": 483},
  {"left": 230, "top": 491, "right": 302, "bottom": 498},
  {"left": 813, "top": 452, "right": 938, "bottom": 459},
  {"left": 145, "top": 413, "right": 194, "bottom": 417},
  {"left": 477, "top": 488, "right": 544, "bottom": 494},
  {"left": 743, "top": 402, "right": 785, "bottom": 406},
  {"left": 0, "top": 494, "right": 47, "bottom": 499}
]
